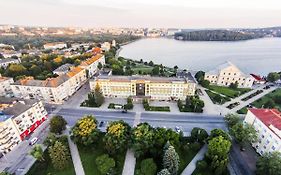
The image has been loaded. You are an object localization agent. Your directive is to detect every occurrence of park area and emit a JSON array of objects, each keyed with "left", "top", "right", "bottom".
[{"left": 208, "top": 85, "right": 251, "bottom": 98}]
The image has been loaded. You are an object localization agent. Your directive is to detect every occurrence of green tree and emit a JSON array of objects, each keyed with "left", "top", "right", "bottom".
[
  {"left": 209, "top": 129, "right": 231, "bottom": 141},
  {"left": 71, "top": 115, "right": 100, "bottom": 145},
  {"left": 30, "top": 64, "right": 42, "bottom": 76},
  {"left": 256, "top": 152, "right": 281, "bottom": 175},
  {"left": 195, "top": 71, "right": 205, "bottom": 82},
  {"left": 148, "top": 61, "right": 154, "bottom": 66},
  {"left": 5, "top": 64, "right": 27, "bottom": 78},
  {"left": 224, "top": 113, "right": 241, "bottom": 128},
  {"left": 94, "top": 84, "right": 105, "bottom": 107},
  {"left": 30, "top": 144, "right": 44, "bottom": 162},
  {"left": 50, "top": 115, "right": 67, "bottom": 134},
  {"left": 131, "top": 123, "right": 155, "bottom": 158},
  {"left": 152, "top": 66, "right": 160, "bottom": 75},
  {"left": 103, "top": 120, "right": 131, "bottom": 154},
  {"left": 137, "top": 158, "right": 157, "bottom": 175},
  {"left": 206, "top": 136, "right": 231, "bottom": 175},
  {"left": 157, "top": 169, "right": 171, "bottom": 175},
  {"left": 267, "top": 72, "right": 280, "bottom": 82},
  {"left": 95, "top": 154, "right": 115, "bottom": 175},
  {"left": 48, "top": 141, "right": 70, "bottom": 170},
  {"left": 98, "top": 62, "right": 103, "bottom": 70},
  {"left": 230, "top": 123, "right": 258, "bottom": 148},
  {"left": 190, "top": 127, "right": 209, "bottom": 144},
  {"left": 200, "top": 80, "right": 210, "bottom": 88},
  {"left": 0, "top": 172, "right": 11, "bottom": 175},
  {"left": 229, "top": 81, "right": 238, "bottom": 89},
  {"left": 163, "top": 143, "right": 180, "bottom": 175}
]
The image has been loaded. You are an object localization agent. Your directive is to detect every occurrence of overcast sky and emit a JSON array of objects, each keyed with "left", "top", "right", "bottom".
[{"left": 0, "top": 0, "right": 281, "bottom": 28}]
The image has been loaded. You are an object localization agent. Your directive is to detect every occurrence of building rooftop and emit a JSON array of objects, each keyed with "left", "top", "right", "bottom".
[
  {"left": 80, "top": 54, "right": 103, "bottom": 66},
  {"left": 53, "top": 63, "right": 73, "bottom": 73},
  {"left": 249, "top": 108, "right": 281, "bottom": 137},
  {"left": 95, "top": 74, "right": 196, "bottom": 83},
  {"left": 206, "top": 61, "right": 249, "bottom": 77}
]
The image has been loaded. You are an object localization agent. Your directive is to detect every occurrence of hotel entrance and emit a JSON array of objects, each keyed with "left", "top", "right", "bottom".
[{"left": 136, "top": 83, "right": 145, "bottom": 96}]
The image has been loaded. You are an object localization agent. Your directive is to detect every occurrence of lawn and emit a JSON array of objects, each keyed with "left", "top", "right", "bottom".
[
  {"left": 208, "top": 85, "right": 251, "bottom": 98},
  {"left": 251, "top": 88, "right": 281, "bottom": 110},
  {"left": 205, "top": 90, "right": 231, "bottom": 104},
  {"left": 77, "top": 141, "right": 126, "bottom": 175},
  {"left": 237, "top": 107, "right": 248, "bottom": 114},
  {"left": 27, "top": 147, "right": 75, "bottom": 175}
]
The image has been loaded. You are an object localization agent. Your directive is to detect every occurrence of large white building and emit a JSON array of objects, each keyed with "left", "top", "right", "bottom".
[
  {"left": 11, "top": 67, "right": 87, "bottom": 104},
  {"left": 80, "top": 54, "right": 105, "bottom": 78},
  {"left": 204, "top": 61, "right": 254, "bottom": 88},
  {"left": 244, "top": 108, "right": 281, "bottom": 155},
  {"left": 43, "top": 42, "right": 67, "bottom": 50},
  {"left": 0, "top": 98, "right": 47, "bottom": 153},
  {"left": 0, "top": 75, "right": 14, "bottom": 97},
  {"left": 90, "top": 74, "right": 197, "bottom": 100}
]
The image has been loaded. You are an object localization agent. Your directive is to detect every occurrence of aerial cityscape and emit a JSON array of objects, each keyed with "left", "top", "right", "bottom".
[{"left": 0, "top": 0, "right": 281, "bottom": 175}]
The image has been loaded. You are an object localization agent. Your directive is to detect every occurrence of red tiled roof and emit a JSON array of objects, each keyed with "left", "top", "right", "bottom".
[
  {"left": 249, "top": 108, "right": 281, "bottom": 131},
  {"left": 250, "top": 74, "right": 265, "bottom": 81}
]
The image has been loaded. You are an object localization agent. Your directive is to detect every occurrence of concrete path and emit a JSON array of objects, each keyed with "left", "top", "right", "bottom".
[
  {"left": 67, "top": 129, "right": 85, "bottom": 175},
  {"left": 122, "top": 149, "right": 136, "bottom": 175},
  {"left": 198, "top": 87, "right": 219, "bottom": 115},
  {"left": 181, "top": 144, "right": 207, "bottom": 175}
]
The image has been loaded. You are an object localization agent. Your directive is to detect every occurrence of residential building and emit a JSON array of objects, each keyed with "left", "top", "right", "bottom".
[
  {"left": 53, "top": 63, "right": 73, "bottom": 76},
  {"left": 244, "top": 108, "right": 281, "bottom": 155},
  {"left": 0, "top": 98, "right": 47, "bottom": 153},
  {"left": 80, "top": 54, "right": 105, "bottom": 78},
  {"left": 0, "top": 50, "right": 21, "bottom": 58},
  {"left": 204, "top": 61, "right": 254, "bottom": 88},
  {"left": 11, "top": 67, "right": 87, "bottom": 104},
  {"left": 0, "top": 75, "right": 14, "bottom": 97},
  {"left": 101, "top": 42, "right": 111, "bottom": 51},
  {"left": 90, "top": 74, "right": 196, "bottom": 100},
  {"left": 0, "top": 58, "right": 20, "bottom": 68},
  {"left": 43, "top": 42, "right": 67, "bottom": 50}
]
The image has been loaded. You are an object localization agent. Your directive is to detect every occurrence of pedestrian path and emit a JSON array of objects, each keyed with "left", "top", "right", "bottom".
[
  {"left": 181, "top": 144, "right": 207, "bottom": 175},
  {"left": 67, "top": 128, "right": 85, "bottom": 175},
  {"left": 122, "top": 149, "right": 136, "bottom": 175}
]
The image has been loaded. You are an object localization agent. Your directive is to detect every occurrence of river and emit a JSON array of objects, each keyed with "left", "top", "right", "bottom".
[{"left": 119, "top": 37, "right": 281, "bottom": 75}]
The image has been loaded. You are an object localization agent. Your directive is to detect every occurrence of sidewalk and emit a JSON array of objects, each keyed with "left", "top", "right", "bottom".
[
  {"left": 181, "top": 144, "right": 207, "bottom": 175},
  {"left": 67, "top": 128, "right": 85, "bottom": 175}
]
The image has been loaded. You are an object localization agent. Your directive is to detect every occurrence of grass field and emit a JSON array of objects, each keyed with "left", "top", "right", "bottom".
[
  {"left": 206, "top": 90, "right": 231, "bottom": 104},
  {"left": 78, "top": 141, "right": 126, "bottom": 175},
  {"left": 208, "top": 85, "right": 251, "bottom": 98}
]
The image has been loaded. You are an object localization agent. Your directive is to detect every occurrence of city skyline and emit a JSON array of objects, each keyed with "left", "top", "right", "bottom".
[{"left": 0, "top": 0, "right": 281, "bottom": 28}]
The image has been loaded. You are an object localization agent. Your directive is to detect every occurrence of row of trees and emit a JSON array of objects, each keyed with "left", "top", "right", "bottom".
[{"left": 177, "top": 96, "right": 205, "bottom": 113}]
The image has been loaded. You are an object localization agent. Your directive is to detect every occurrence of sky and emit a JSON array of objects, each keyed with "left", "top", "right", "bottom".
[{"left": 0, "top": 0, "right": 281, "bottom": 28}]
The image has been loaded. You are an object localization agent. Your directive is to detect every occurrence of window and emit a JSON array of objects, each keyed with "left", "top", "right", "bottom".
[{"left": 229, "top": 73, "right": 231, "bottom": 75}]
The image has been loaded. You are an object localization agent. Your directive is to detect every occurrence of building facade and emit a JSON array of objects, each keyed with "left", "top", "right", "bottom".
[
  {"left": 90, "top": 75, "right": 197, "bottom": 100},
  {"left": 0, "top": 98, "right": 47, "bottom": 153},
  {"left": 11, "top": 67, "right": 87, "bottom": 104},
  {"left": 204, "top": 61, "right": 254, "bottom": 88},
  {"left": 80, "top": 54, "right": 105, "bottom": 78},
  {"left": 244, "top": 108, "right": 281, "bottom": 155},
  {"left": 0, "top": 75, "right": 14, "bottom": 97},
  {"left": 43, "top": 42, "right": 67, "bottom": 50}
]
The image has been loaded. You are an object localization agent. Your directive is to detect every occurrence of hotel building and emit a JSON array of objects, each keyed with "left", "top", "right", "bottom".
[
  {"left": 0, "top": 98, "right": 47, "bottom": 153},
  {"left": 204, "top": 61, "right": 254, "bottom": 88},
  {"left": 244, "top": 108, "right": 281, "bottom": 155},
  {"left": 90, "top": 75, "right": 197, "bottom": 100}
]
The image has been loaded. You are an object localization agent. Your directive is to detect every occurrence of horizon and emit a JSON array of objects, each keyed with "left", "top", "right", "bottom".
[{"left": 1, "top": 0, "right": 281, "bottom": 28}]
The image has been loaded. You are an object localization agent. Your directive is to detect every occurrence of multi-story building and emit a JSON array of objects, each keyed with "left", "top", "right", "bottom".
[
  {"left": 80, "top": 54, "right": 105, "bottom": 78},
  {"left": 11, "top": 67, "right": 87, "bottom": 104},
  {"left": 0, "top": 75, "right": 14, "bottom": 97},
  {"left": 0, "top": 58, "right": 20, "bottom": 69},
  {"left": 90, "top": 75, "right": 196, "bottom": 100},
  {"left": 204, "top": 61, "right": 254, "bottom": 88},
  {"left": 0, "top": 98, "right": 47, "bottom": 153},
  {"left": 53, "top": 63, "right": 73, "bottom": 76},
  {"left": 244, "top": 108, "right": 281, "bottom": 155},
  {"left": 43, "top": 42, "right": 67, "bottom": 50}
]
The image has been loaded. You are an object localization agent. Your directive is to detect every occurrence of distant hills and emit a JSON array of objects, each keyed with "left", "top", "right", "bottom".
[{"left": 174, "top": 26, "right": 281, "bottom": 41}]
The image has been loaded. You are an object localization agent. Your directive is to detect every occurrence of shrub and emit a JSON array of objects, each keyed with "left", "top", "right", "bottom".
[
  {"left": 190, "top": 142, "right": 201, "bottom": 152},
  {"left": 95, "top": 154, "right": 115, "bottom": 175},
  {"left": 196, "top": 160, "right": 208, "bottom": 170}
]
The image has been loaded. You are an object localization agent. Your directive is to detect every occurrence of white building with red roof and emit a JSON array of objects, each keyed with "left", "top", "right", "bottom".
[{"left": 244, "top": 108, "right": 281, "bottom": 155}]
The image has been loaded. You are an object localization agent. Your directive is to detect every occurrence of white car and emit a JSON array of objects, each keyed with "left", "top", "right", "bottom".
[{"left": 29, "top": 137, "right": 38, "bottom": 145}]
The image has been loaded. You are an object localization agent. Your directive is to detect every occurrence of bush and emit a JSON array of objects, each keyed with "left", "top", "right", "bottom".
[
  {"left": 196, "top": 160, "right": 208, "bottom": 170},
  {"left": 108, "top": 103, "right": 115, "bottom": 109},
  {"left": 95, "top": 154, "right": 115, "bottom": 175},
  {"left": 190, "top": 142, "right": 201, "bottom": 152},
  {"left": 140, "top": 158, "right": 157, "bottom": 175}
]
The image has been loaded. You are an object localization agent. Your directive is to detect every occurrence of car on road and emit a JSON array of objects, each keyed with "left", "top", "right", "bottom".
[
  {"left": 175, "top": 126, "right": 181, "bottom": 133},
  {"left": 122, "top": 109, "right": 127, "bottom": 113},
  {"left": 29, "top": 137, "right": 38, "bottom": 145},
  {"left": 99, "top": 121, "right": 104, "bottom": 127},
  {"left": 263, "top": 85, "right": 270, "bottom": 90}
]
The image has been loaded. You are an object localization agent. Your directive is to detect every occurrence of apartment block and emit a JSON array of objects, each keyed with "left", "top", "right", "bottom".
[
  {"left": 0, "top": 75, "right": 14, "bottom": 97},
  {"left": 244, "top": 108, "right": 281, "bottom": 155},
  {"left": 80, "top": 54, "right": 105, "bottom": 78},
  {"left": 90, "top": 75, "right": 196, "bottom": 100},
  {"left": 204, "top": 61, "right": 254, "bottom": 88},
  {"left": 0, "top": 98, "right": 47, "bottom": 153}
]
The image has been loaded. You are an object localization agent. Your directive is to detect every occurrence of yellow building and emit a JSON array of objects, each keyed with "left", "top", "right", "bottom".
[{"left": 90, "top": 75, "right": 196, "bottom": 100}]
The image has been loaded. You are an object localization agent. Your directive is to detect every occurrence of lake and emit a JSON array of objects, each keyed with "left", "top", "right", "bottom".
[{"left": 119, "top": 37, "right": 281, "bottom": 75}]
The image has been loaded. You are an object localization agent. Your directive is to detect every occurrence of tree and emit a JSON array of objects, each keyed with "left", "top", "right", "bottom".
[
  {"left": 30, "top": 144, "right": 44, "bottom": 162},
  {"left": 163, "top": 143, "right": 180, "bottom": 175},
  {"left": 229, "top": 81, "right": 238, "bottom": 89},
  {"left": 5, "top": 64, "right": 27, "bottom": 78},
  {"left": 148, "top": 61, "right": 154, "bottom": 66},
  {"left": 230, "top": 123, "right": 258, "bottom": 148},
  {"left": 50, "top": 115, "right": 67, "bottom": 134},
  {"left": 95, "top": 154, "right": 115, "bottom": 175},
  {"left": 48, "top": 141, "right": 70, "bottom": 170},
  {"left": 190, "top": 127, "right": 208, "bottom": 144},
  {"left": 173, "top": 65, "right": 178, "bottom": 72},
  {"left": 137, "top": 158, "right": 157, "bottom": 175},
  {"left": 71, "top": 115, "right": 100, "bottom": 145},
  {"left": 30, "top": 65, "right": 42, "bottom": 76},
  {"left": 131, "top": 123, "right": 155, "bottom": 157},
  {"left": 206, "top": 136, "right": 231, "bottom": 175},
  {"left": 152, "top": 66, "right": 160, "bottom": 76},
  {"left": 224, "top": 113, "right": 241, "bottom": 128},
  {"left": 94, "top": 84, "right": 105, "bottom": 107},
  {"left": 157, "top": 169, "right": 171, "bottom": 175},
  {"left": 103, "top": 120, "right": 131, "bottom": 154},
  {"left": 200, "top": 80, "right": 210, "bottom": 88},
  {"left": 256, "top": 152, "right": 281, "bottom": 175},
  {"left": 208, "top": 129, "right": 231, "bottom": 141},
  {"left": 190, "top": 97, "right": 204, "bottom": 112},
  {"left": 98, "top": 62, "right": 103, "bottom": 70},
  {"left": 267, "top": 72, "right": 280, "bottom": 82},
  {"left": 195, "top": 71, "right": 205, "bottom": 82}
]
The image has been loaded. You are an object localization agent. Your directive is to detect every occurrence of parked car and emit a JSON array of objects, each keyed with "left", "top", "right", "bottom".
[
  {"left": 29, "top": 137, "right": 38, "bottom": 145},
  {"left": 175, "top": 126, "right": 181, "bottom": 133},
  {"left": 99, "top": 121, "right": 104, "bottom": 127},
  {"left": 122, "top": 109, "right": 127, "bottom": 113}
]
